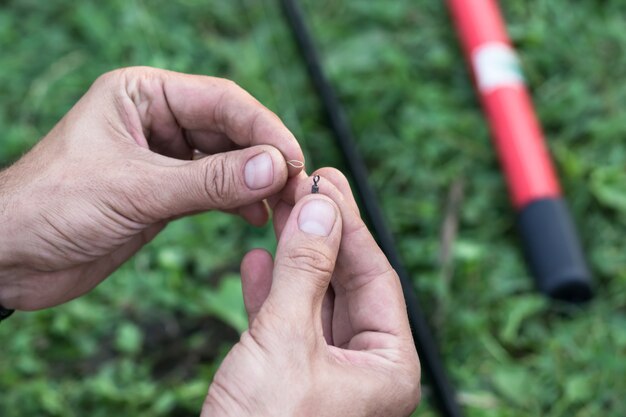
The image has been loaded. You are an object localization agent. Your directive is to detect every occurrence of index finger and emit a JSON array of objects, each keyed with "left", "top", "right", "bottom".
[{"left": 123, "top": 67, "right": 305, "bottom": 176}]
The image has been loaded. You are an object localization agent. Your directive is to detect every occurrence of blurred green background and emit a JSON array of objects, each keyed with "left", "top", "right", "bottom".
[{"left": 1, "top": 0, "right": 626, "bottom": 416}]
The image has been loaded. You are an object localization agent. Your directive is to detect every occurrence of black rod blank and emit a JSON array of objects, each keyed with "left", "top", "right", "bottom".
[{"left": 279, "top": 1, "right": 464, "bottom": 416}]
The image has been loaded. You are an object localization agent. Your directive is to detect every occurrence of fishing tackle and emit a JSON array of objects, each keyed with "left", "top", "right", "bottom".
[
  {"left": 311, "top": 175, "right": 320, "bottom": 194},
  {"left": 287, "top": 160, "right": 305, "bottom": 168}
]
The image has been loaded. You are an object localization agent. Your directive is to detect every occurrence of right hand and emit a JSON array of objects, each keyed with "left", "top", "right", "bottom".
[{"left": 203, "top": 169, "right": 421, "bottom": 416}]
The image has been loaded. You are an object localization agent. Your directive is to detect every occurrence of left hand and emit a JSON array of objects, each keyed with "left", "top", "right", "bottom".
[{"left": 0, "top": 67, "right": 304, "bottom": 310}]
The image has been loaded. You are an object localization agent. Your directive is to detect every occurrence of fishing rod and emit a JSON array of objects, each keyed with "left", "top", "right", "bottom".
[
  {"left": 447, "top": 0, "right": 592, "bottom": 303},
  {"left": 279, "top": 1, "right": 464, "bottom": 416}
]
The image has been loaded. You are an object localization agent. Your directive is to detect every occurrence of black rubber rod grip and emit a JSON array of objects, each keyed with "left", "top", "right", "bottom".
[{"left": 517, "top": 198, "right": 593, "bottom": 303}]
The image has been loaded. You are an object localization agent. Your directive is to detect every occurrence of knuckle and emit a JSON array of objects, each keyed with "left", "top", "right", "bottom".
[
  {"left": 203, "top": 156, "right": 237, "bottom": 206},
  {"left": 216, "top": 77, "right": 240, "bottom": 93},
  {"left": 224, "top": 78, "right": 239, "bottom": 89},
  {"left": 282, "top": 245, "right": 335, "bottom": 278},
  {"left": 247, "top": 109, "right": 266, "bottom": 140},
  {"left": 94, "top": 68, "right": 121, "bottom": 86},
  {"left": 120, "top": 67, "right": 161, "bottom": 102},
  {"left": 324, "top": 167, "right": 349, "bottom": 184},
  {"left": 96, "top": 66, "right": 155, "bottom": 87},
  {"left": 108, "top": 66, "right": 157, "bottom": 79},
  {"left": 250, "top": 305, "right": 317, "bottom": 357},
  {"left": 316, "top": 167, "right": 347, "bottom": 185},
  {"left": 94, "top": 67, "right": 165, "bottom": 110}
]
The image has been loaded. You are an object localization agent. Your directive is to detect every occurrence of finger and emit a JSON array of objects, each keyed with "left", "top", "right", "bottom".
[
  {"left": 272, "top": 200, "right": 293, "bottom": 240},
  {"left": 162, "top": 201, "right": 269, "bottom": 227},
  {"left": 321, "top": 287, "right": 335, "bottom": 345},
  {"left": 294, "top": 170, "right": 412, "bottom": 346},
  {"left": 119, "top": 68, "right": 305, "bottom": 177},
  {"left": 265, "top": 194, "right": 342, "bottom": 327},
  {"left": 137, "top": 145, "right": 288, "bottom": 221},
  {"left": 295, "top": 170, "right": 388, "bottom": 283},
  {"left": 239, "top": 200, "right": 270, "bottom": 227},
  {"left": 312, "top": 167, "right": 360, "bottom": 215},
  {"left": 240, "top": 249, "right": 274, "bottom": 325},
  {"left": 268, "top": 170, "right": 309, "bottom": 209},
  {"left": 223, "top": 201, "right": 270, "bottom": 227},
  {"left": 269, "top": 172, "right": 310, "bottom": 240},
  {"left": 269, "top": 173, "right": 335, "bottom": 342},
  {"left": 270, "top": 200, "right": 335, "bottom": 342},
  {"left": 187, "top": 131, "right": 241, "bottom": 156}
]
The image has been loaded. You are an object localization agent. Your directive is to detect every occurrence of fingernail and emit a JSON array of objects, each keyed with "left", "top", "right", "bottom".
[
  {"left": 298, "top": 199, "right": 336, "bottom": 236},
  {"left": 245, "top": 152, "right": 273, "bottom": 190}
]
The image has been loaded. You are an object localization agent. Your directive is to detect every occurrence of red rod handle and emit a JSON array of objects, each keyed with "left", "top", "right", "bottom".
[
  {"left": 448, "top": 0, "right": 592, "bottom": 302},
  {"left": 448, "top": 0, "right": 560, "bottom": 209}
]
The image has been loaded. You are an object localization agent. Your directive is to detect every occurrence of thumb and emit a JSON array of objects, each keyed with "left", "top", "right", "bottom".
[
  {"left": 144, "top": 145, "right": 288, "bottom": 219},
  {"left": 265, "top": 194, "right": 342, "bottom": 325}
]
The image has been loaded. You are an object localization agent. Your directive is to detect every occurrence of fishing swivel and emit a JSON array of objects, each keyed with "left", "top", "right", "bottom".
[{"left": 311, "top": 175, "right": 320, "bottom": 194}]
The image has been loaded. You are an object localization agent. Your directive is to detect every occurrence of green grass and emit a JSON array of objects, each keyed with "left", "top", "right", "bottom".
[{"left": 1, "top": 0, "right": 626, "bottom": 416}]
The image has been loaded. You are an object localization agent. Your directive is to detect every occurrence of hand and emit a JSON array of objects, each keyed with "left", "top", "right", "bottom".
[
  {"left": 0, "top": 67, "right": 304, "bottom": 310},
  {"left": 203, "top": 169, "right": 421, "bottom": 417}
]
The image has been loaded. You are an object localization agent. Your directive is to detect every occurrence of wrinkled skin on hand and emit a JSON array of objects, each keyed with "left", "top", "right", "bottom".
[
  {"left": 0, "top": 67, "right": 303, "bottom": 310},
  {"left": 0, "top": 66, "right": 420, "bottom": 416},
  {"left": 203, "top": 169, "right": 421, "bottom": 417}
]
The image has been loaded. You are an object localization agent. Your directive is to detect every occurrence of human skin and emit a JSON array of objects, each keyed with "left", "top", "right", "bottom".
[
  {"left": 202, "top": 169, "right": 421, "bottom": 417},
  {"left": 0, "top": 66, "right": 303, "bottom": 310},
  {"left": 0, "top": 67, "right": 420, "bottom": 415}
]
